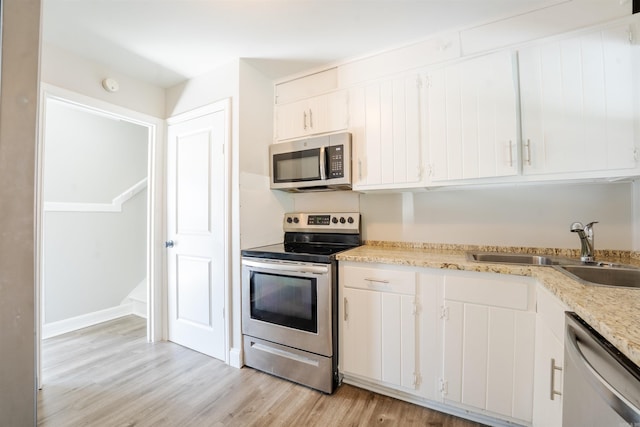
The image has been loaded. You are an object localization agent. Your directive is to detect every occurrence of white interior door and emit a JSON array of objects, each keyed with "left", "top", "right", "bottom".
[{"left": 166, "top": 100, "right": 229, "bottom": 361}]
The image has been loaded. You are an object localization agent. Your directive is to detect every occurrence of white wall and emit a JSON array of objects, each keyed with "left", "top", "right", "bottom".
[
  {"left": 41, "top": 43, "right": 166, "bottom": 118},
  {"left": 288, "top": 181, "right": 635, "bottom": 251},
  {"left": 0, "top": 0, "right": 40, "bottom": 424},
  {"left": 42, "top": 99, "right": 148, "bottom": 323},
  {"left": 360, "top": 182, "right": 634, "bottom": 250},
  {"left": 239, "top": 60, "right": 293, "bottom": 250}
]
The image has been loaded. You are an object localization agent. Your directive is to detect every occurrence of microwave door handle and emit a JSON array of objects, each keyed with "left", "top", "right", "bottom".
[{"left": 319, "top": 146, "right": 327, "bottom": 180}]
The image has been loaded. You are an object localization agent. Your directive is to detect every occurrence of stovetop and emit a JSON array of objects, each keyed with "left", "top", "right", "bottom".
[{"left": 241, "top": 212, "right": 361, "bottom": 264}]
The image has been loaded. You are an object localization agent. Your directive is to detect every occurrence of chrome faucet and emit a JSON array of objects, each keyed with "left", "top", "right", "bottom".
[{"left": 570, "top": 221, "right": 598, "bottom": 263}]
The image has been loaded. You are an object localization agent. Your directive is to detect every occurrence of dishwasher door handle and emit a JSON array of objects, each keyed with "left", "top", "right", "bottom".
[{"left": 566, "top": 324, "right": 640, "bottom": 424}]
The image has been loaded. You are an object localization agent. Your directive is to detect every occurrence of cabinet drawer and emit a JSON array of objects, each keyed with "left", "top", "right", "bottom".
[
  {"left": 342, "top": 265, "right": 416, "bottom": 295},
  {"left": 444, "top": 273, "right": 533, "bottom": 311}
]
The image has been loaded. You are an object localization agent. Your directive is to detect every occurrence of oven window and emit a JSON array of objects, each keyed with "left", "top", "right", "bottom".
[
  {"left": 273, "top": 148, "right": 321, "bottom": 182},
  {"left": 250, "top": 271, "right": 317, "bottom": 333}
]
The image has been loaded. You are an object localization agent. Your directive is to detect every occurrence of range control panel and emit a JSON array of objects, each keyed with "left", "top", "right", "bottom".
[{"left": 283, "top": 212, "right": 360, "bottom": 234}]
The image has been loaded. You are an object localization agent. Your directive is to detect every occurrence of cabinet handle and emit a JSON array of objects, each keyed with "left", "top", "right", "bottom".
[
  {"left": 508, "top": 140, "right": 513, "bottom": 167},
  {"left": 308, "top": 109, "right": 313, "bottom": 128},
  {"left": 524, "top": 139, "right": 532, "bottom": 166},
  {"left": 364, "top": 278, "right": 390, "bottom": 284},
  {"left": 303, "top": 111, "right": 307, "bottom": 130},
  {"left": 550, "top": 358, "right": 562, "bottom": 400},
  {"left": 344, "top": 297, "right": 349, "bottom": 321},
  {"left": 358, "top": 159, "right": 362, "bottom": 181}
]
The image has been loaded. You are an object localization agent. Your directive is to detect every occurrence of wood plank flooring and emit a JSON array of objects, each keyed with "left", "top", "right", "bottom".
[{"left": 38, "top": 316, "right": 485, "bottom": 426}]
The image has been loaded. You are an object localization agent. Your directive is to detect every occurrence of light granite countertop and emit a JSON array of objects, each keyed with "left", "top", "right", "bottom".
[{"left": 336, "top": 242, "right": 640, "bottom": 368}]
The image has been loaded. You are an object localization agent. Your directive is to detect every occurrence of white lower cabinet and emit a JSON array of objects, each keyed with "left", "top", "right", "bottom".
[
  {"left": 340, "top": 262, "right": 558, "bottom": 425},
  {"left": 532, "top": 284, "right": 568, "bottom": 427},
  {"left": 440, "top": 272, "right": 536, "bottom": 423},
  {"left": 340, "top": 263, "right": 418, "bottom": 392}
]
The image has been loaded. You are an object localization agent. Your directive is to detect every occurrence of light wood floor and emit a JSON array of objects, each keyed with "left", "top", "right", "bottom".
[{"left": 38, "top": 316, "right": 485, "bottom": 426}]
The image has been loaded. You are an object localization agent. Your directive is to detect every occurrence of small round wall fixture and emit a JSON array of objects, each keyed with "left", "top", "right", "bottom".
[{"left": 101, "top": 78, "right": 119, "bottom": 93}]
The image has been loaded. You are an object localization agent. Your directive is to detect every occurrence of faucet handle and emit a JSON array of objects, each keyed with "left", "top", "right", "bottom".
[
  {"left": 585, "top": 221, "right": 599, "bottom": 229},
  {"left": 570, "top": 222, "right": 584, "bottom": 232}
]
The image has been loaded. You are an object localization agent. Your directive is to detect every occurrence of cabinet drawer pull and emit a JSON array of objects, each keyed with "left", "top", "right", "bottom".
[
  {"left": 550, "top": 358, "right": 562, "bottom": 400},
  {"left": 303, "top": 111, "right": 307, "bottom": 130},
  {"left": 524, "top": 139, "right": 532, "bottom": 166},
  {"left": 309, "top": 109, "right": 313, "bottom": 128},
  {"left": 364, "top": 278, "right": 390, "bottom": 284}
]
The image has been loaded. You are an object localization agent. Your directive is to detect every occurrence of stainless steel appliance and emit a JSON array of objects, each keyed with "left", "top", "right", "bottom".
[
  {"left": 269, "top": 132, "right": 351, "bottom": 192},
  {"left": 241, "top": 212, "right": 360, "bottom": 393},
  {"left": 563, "top": 312, "right": 640, "bottom": 426}
]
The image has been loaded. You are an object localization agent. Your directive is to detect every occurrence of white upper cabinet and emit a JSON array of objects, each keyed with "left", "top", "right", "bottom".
[
  {"left": 519, "top": 24, "right": 637, "bottom": 177},
  {"left": 350, "top": 73, "right": 425, "bottom": 190},
  {"left": 426, "top": 51, "right": 519, "bottom": 183},
  {"left": 275, "top": 90, "right": 349, "bottom": 141},
  {"left": 274, "top": 68, "right": 349, "bottom": 141}
]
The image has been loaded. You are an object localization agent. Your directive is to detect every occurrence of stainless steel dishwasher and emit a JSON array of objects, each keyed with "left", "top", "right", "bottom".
[{"left": 563, "top": 312, "right": 640, "bottom": 426}]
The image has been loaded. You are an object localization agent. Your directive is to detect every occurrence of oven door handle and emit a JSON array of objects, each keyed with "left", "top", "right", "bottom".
[
  {"left": 242, "top": 259, "right": 329, "bottom": 275},
  {"left": 566, "top": 323, "right": 640, "bottom": 424}
]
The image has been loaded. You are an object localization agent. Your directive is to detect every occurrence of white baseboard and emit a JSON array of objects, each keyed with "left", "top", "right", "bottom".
[
  {"left": 43, "top": 303, "right": 134, "bottom": 339},
  {"left": 229, "top": 347, "right": 243, "bottom": 368},
  {"left": 131, "top": 299, "right": 147, "bottom": 318}
]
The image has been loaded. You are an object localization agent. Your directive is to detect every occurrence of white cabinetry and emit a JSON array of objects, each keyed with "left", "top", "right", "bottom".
[
  {"left": 274, "top": 68, "right": 348, "bottom": 141},
  {"left": 340, "top": 263, "right": 418, "bottom": 391},
  {"left": 440, "top": 272, "right": 536, "bottom": 423},
  {"left": 532, "top": 284, "right": 568, "bottom": 427},
  {"left": 519, "top": 24, "right": 637, "bottom": 178},
  {"left": 275, "top": 90, "right": 348, "bottom": 141},
  {"left": 426, "top": 51, "right": 519, "bottom": 182},
  {"left": 350, "top": 73, "right": 425, "bottom": 190}
]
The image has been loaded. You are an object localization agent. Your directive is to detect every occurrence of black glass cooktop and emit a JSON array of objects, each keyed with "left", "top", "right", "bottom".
[{"left": 241, "top": 232, "right": 361, "bottom": 264}]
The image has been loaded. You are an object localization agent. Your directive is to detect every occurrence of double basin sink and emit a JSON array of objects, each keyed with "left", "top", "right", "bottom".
[{"left": 468, "top": 252, "right": 640, "bottom": 289}]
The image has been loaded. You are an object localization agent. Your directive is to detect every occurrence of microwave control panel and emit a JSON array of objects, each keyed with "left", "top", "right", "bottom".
[{"left": 328, "top": 145, "right": 344, "bottom": 178}]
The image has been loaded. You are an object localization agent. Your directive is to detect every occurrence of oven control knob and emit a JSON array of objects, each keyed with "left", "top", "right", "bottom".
[
  {"left": 332, "top": 217, "right": 338, "bottom": 224},
  {"left": 293, "top": 217, "right": 299, "bottom": 223},
  {"left": 347, "top": 217, "right": 354, "bottom": 224},
  {"left": 286, "top": 217, "right": 293, "bottom": 223},
  {"left": 340, "top": 217, "right": 346, "bottom": 224}
]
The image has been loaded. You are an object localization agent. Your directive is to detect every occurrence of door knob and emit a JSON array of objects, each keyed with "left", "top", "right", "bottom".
[{"left": 165, "top": 240, "right": 175, "bottom": 248}]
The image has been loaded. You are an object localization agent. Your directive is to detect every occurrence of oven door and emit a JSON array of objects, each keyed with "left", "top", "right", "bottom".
[{"left": 241, "top": 257, "right": 333, "bottom": 357}]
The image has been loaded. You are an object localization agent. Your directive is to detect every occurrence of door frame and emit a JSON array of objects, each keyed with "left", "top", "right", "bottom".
[
  {"left": 35, "top": 84, "right": 166, "bottom": 387},
  {"left": 165, "top": 99, "right": 232, "bottom": 364}
]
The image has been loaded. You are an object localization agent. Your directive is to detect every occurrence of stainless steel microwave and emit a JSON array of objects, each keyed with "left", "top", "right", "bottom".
[{"left": 269, "top": 132, "right": 352, "bottom": 192}]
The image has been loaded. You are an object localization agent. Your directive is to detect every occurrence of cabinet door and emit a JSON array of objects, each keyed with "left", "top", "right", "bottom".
[
  {"left": 275, "top": 90, "right": 348, "bottom": 141},
  {"left": 341, "top": 287, "right": 381, "bottom": 380},
  {"left": 519, "top": 25, "right": 636, "bottom": 176},
  {"left": 532, "top": 319, "right": 564, "bottom": 427},
  {"left": 275, "top": 98, "right": 309, "bottom": 141},
  {"left": 307, "top": 91, "right": 348, "bottom": 136},
  {"left": 532, "top": 285, "right": 568, "bottom": 427},
  {"left": 381, "top": 293, "right": 417, "bottom": 390},
  {"left": 351, "top": 73, "right": 424, "bottom": 190},
  {"left": 442, "top": 301, "right": 535, "bottom": 422},
  {"left": 427, "top": 51, "right": 518, "bottom": 182},
  {"left": 340, "top": 263, "right": 418, "bottom": 391}
]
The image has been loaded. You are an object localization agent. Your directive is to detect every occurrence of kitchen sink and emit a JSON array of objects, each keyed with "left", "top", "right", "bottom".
[
  {"left": 467, "top": 252, "right": 575, "bottom": 266},
  {"left": 556, "top": 264, "right": 640, "bottom": 288}
]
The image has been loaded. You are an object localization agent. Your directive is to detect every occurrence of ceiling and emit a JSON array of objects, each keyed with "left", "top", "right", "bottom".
[{"left": 42, "top": 0, "right": 561, "bottom": 88}]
